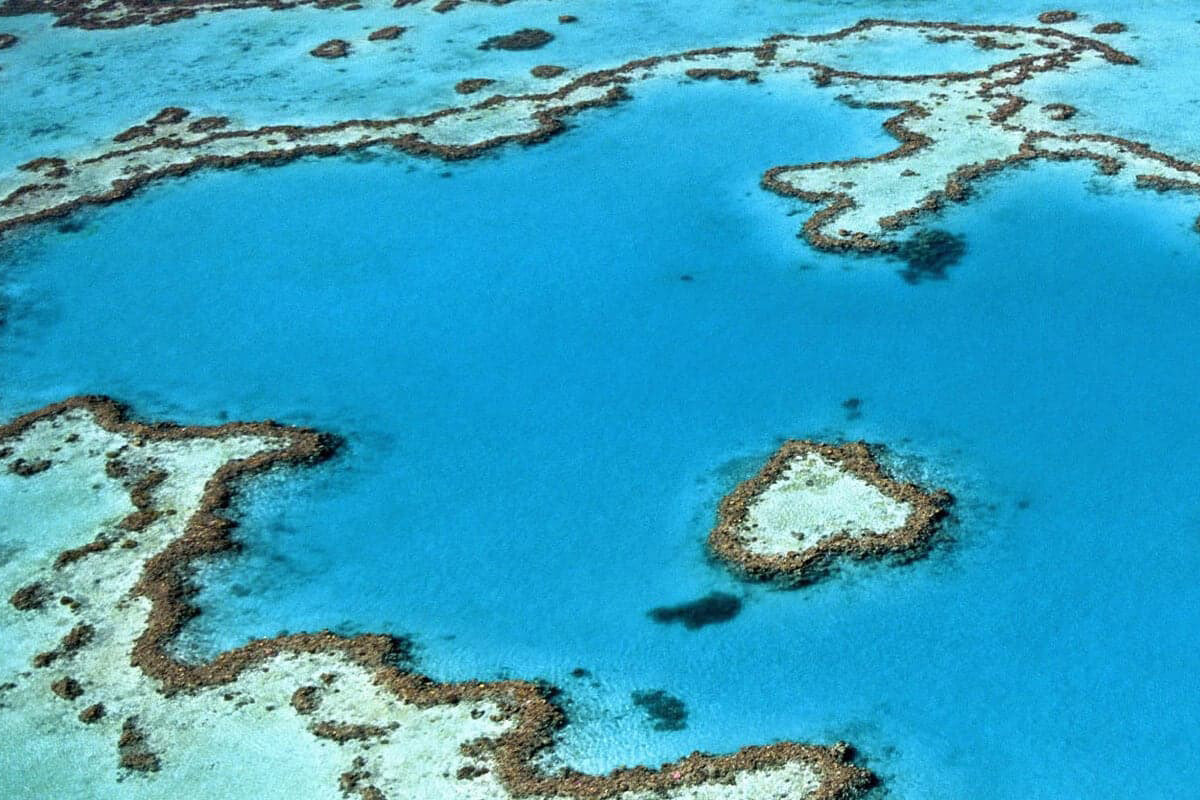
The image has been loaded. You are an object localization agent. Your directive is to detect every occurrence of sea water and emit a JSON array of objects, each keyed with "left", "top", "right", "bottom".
[{"left": 5, "top": 5, "right": 1200, "bottom": 800}]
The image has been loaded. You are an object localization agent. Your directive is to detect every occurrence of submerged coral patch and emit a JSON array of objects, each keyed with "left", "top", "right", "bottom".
[
  {"left": 455, "top": 77, "right": 496, "bottom": 94},
  {"left": 478, "top": 28, "right": 553, "bottom": 51},
  {"left": 1037, "top": 10, "right": 1079, "bottom": 25},
  {"left": 631, "top": 689, "right": 688, "bottom": 731},
  {"left": 310, "top": 38, "right": 351, "bottom": 58},
  {"left": 0, "top": 0, "right": 534, "bottom": 28},
  {"left": 367, "top": 25, "right": 405, "bottom": 41},
  {"left": 530, "top": 64, "right": 567, "bottom": 79},
  {"left": 893, "top": 229, "right": 967, "bottom": 284}
]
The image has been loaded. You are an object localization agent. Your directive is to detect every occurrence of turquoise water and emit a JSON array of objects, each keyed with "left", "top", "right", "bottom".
[
  {"left": 6, "top": 3, "right": 1200, "bottom": 799},
  {"left": 5, "top": 71, "right": 1200, "bottom": 798}
]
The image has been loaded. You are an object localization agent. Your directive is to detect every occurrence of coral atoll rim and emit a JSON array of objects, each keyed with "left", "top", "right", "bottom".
[{"left": 709, "top": 440, "right": 953, "bottom": 585}]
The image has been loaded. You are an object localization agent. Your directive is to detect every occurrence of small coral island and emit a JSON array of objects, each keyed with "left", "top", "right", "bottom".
[
  {"left": 710, "top": 441, "right": 952, "bottom": 585},
  {"left": 0, "top": 398, "right": 873, "bottom": 800}
]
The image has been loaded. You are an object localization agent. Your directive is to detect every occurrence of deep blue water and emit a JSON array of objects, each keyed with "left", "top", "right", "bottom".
[{"left": 4, "top": 77, "right": 1200, "bottom": 798}]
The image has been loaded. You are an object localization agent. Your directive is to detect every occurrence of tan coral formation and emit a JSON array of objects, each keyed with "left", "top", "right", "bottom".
[
  {"left": 311, "top": 38, "right": 351, "bottom": 58},
  {"left": 367, "top": 25, "right": 405, "bottom": 41},
  {"left": 0, "top": 0, "right": 532, "bottom": 28},
  {"left": 0, "top": 397, "right": 872, "bottom": 799},
  {"left": 5, "top": 16, "right": 1200, "bottom": 257},
  {"left": 709, "top": 441, "right": 952, "bottom": 585}
]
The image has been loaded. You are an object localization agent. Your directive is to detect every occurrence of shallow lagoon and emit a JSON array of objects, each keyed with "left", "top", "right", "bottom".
[{"left": 3, "top": 67, "right": 1200, "bottom": 800}]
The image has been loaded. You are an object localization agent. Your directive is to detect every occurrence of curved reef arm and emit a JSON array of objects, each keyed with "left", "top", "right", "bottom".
[
  {"left": 0, "top": 397, "right": 872, "bottom": 800},
  {"left": 8, "top": 16, "right": 1196, "bottom": 259}
]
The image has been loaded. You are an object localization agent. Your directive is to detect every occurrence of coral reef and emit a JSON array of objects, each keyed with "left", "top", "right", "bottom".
[
  {"left": 0, "top": 0, "right": 537, "bottom": 28},
  {"left": 631, "top": 689, "right": 688, "bottom": 732},
  {"left": 0, "top": 397, "right": 873, "bottom": 799},
  {"left": 530, "top": 64, "right": 567, "bottom": 79},
  {"left": 709, "top": 440, "right": 952, "bottom": 585},
  {"left": 1037, "top": 10, "right": 1078, "bottom": 24},
  {"left": 310, "top": 38, "right": 351, "bottom": 58},
  {"left": 455, "top": 77, "right": 496, "bottom": 94},
  {"left": 893, "top": 229, "right": 967, "bottom": 284},
  {"left": 4, "top": 18, "right": 1197, "bottom": 262},
  {"left": 479, "top": 28, "right": 553, "bottom": 51},
  {"left": 367, "top": 25, "right": 404, "bottom": 41}
]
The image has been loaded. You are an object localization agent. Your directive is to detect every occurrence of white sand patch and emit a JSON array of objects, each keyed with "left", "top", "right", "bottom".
[
  {"left": 619, "top": 760, "right": 822, "bottom": 800},
  {"left": 738, "top": 452, "right": 912, "bottom": 554}
]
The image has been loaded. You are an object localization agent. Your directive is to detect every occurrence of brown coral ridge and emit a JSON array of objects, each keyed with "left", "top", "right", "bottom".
[
  {"left": 18, "top": 157, "right": 70, "bottom": 179},
  {"left": 79, "top": 702, "right": 105, "bottom": 723},
  {"left": 33, "top": 623, "right": 96, "bottom": 667},
  {"left": 311, "top": 38, "right": 351, "bottom": 58},
  {"left": 187, "top": 115, "right": 230, "bottom": 133},
  {"left": 311, "top": 721, "right": 392, "bottom": 743},
  {"left": 0, "top": 19, "right": 1149, "bottom": 255},
  {"left": 0, "top": 0, "right": 365, "bottom": 29},
  {"left": 367, "top": 25, "right": 404, "bottom": 41},
  {"left": 114, "top": 107, "right": 195, "bottom": 142},
  {"left": 455, "top": 77, "right": 496, "bottom": 94},
  {"left": 8, "top": 456, "right": 52, "bottom": 475},
  {"left": 291, "top": 685, "right": 322, "bottom": 713},
  {"left": 478, "top": 27, "right": 553, "bottom": 51},
  {"left": 0, "top": 82, "right": 632, "bottom": 239},
  {"left": 118, "top": 467, "right": 168, "bottom": 532},
  {"left": 530, "top": 64, "right": 567, "bottom": 79},
  {"left": 51, "top": 676, "right": 84, "bottom": 700},
  {"left": 118, "top": 717, "right": 161, "bottom": 772},
  {"left": 0, "top": 31, "right": 16, "bottom": 48},
  {"left": 709, "top": 441, "right": 953, "bottom": 586},
  {"left": 1043, "top": 102, "right": 1077, "bottom": 121},
  {"left": 148, "top": 107, "right": 190, "bottom": 125},
  {"left": 684, "top": 68, "right": 759, "bottom": 83},
  {"left": 1092, "top": 22, "right": 1127, "bottom": 35},
  {"left": 1037, "top": 10, "right": 1078, "bottom": 25},
  {"left": 10, "top": 581, "right": 48, "bottom": 610},
  {"left": 1, "top": 396, "right": 874, "bottom": 800}
]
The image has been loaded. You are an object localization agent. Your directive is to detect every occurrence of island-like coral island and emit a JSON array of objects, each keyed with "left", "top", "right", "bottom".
[{"left": 710, "top": 441, "right": 952, "bottom": 585}]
